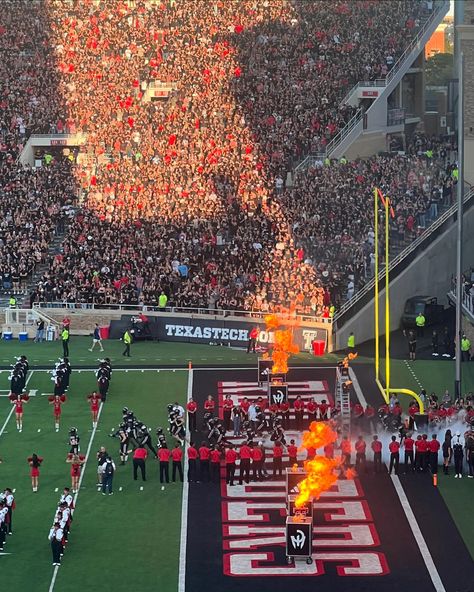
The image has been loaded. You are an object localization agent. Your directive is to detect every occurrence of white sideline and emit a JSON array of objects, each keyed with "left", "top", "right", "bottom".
[
  {"left": 178, "top": 366, "right": 193, "bottom": 592},
  {"left": 351, "top": 367, "right": 446, "bottom": 592},
  {"left": 48, "top": 400, "right": 104, "bottom": 592}
]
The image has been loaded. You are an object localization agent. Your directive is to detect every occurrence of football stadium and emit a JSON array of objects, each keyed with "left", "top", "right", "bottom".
[{"left": 0, "top": 1, "right": 473, "bottom": 591}]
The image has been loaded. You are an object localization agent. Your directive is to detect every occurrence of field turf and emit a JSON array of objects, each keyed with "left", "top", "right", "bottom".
[{"left": 0, "top": 367, "right": 187, "bottom": 591}]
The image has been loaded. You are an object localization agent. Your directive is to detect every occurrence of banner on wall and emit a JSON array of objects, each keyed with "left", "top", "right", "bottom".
[{"left": 109, "top": 315, "right": 327, "bottom": 352}]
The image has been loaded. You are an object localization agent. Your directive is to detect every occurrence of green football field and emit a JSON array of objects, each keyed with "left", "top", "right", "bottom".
[
  {"left": 0, "top": 337, "right": 473, "bottom": 592},
  {"left": 0, "top": 366, "right": 188, "bottom": 591}
]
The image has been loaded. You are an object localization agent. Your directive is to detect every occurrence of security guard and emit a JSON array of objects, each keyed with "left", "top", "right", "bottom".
[
  {"left": 347, "top": 332, "right": 355, "bottom": 353},
  {"left": 158, "top": 291, "right": 168, "bottom": 309},
  {"left": 415, "top": 311, "right": 425, "bottom": 337},
  {"left": 329, "top": 305, "right": 336, "bottom": 319},
  {"left": 122, "top": 329, "right": 132, "bottom": 357},
  {"left": 61, "top": 326, "right": 70, "bottom": 357},
  {"left": 461, "top": 334, "right": 471, "bottom": 362},
  {"left": 9, "top": 294, "right": 17, "bottom": 308}
]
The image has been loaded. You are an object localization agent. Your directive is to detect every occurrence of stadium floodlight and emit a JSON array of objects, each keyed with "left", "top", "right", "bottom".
[{"left": 373, "top": 187, "right": 425, "bottom": 414}]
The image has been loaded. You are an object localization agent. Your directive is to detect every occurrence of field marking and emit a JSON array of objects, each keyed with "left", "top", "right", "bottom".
[
  {"left": 48, "top": 400, "right": 104, "bottom": 592},
  {"left": 351, "top": 367, "right": 445, "bottom": 590},
  {"left": 391, "top": 475, "right": 446, "bottom": 591},
  {"left": 178, "top": 365, "right": 193, "bottom": 592},
  {"left": 404, "top": 360, "right": 424, "bottom": 390},
  {"left": 0, "top": 372, "right": 35, "bottom": 438},
  {"left": 348, "top": 367, "right": 367, "bottom": 408}
]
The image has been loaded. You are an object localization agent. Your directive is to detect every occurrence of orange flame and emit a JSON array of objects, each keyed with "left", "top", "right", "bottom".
[
  {"left": 264, "top": 310, "right": 299, "bottom": 374},
  {"left": 295, "top": 421, "right": 341, "bottom": 508}
]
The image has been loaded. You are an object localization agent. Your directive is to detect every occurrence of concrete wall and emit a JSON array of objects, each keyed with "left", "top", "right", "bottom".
[
  {"left": 459, "top": 2, "right": 474, "bottom": 184},
  {"left": 345, "top": 132, "right": 388, "bottom": 159},
  {"left": 335, "top": 201, "right": 474, "bottom": 348}
]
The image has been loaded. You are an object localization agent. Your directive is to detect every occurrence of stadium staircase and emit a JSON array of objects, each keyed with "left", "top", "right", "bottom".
[{"left": 295, "top": 0, "right": 450, "bottom": 171}]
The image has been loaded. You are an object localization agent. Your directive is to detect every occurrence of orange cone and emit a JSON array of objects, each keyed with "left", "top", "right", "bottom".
[{"left": 433, "top": 473, "right": 438, "bottom": 487}]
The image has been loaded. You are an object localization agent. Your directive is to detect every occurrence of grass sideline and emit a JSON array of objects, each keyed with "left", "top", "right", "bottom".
[{"left": 0, "top": 369, "right": 187, "bottom": 591}]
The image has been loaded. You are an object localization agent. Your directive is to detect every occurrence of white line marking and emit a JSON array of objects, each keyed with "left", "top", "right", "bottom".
[
  {"left": 178, "top": 365, "right": 193, "bottom": 592},
  {"left": 348, "top": 367, "right": 368, "bottom": 408},
  {"left": 404, "top": 360, "right": 424, "bottom": 389},
  {"left": 391, "top": 475, "right": 446, "bottom": 591},
  {"left": 48, "top": 400, "right": 104, "bottom": 592},
  {"left": 0, "top": 371, "right": 35, "bottom": 438}
]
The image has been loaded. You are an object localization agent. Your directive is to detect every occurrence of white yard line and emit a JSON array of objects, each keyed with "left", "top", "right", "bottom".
[
  {"left": 0, "top": 372, "right": 35, "bottom": 438},
  {"left": 391, "top": 475, "right": 446, "bottom": 592},
  {"left": 351, "top": 366, "right": 445, "bottom": 591},
  {"left": 348, "top": 367, "right": 368, "bottom": 407},
  {"left": 48, "top": 400, "right": 105, "bottom": 592},
  {"left": 178, "top": 366, "right": 193, "bottom": 592},
  {"left": 404, "top": 360, "right": 424, "bottom": 390}
]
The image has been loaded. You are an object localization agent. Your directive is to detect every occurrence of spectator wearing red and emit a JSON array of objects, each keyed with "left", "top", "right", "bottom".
[
  {"left": 210, "top": 446, "right": 221, "bottom": 483},
  {"left": 371, "top": 435, "right": 383, "bottom": 473},
  {"left": 389, "top": 436, "right": 400, "bottom": 475},
  {"left": 429, "top": 434, "right": 441, "bottom": 474},
  {"left": 157, "top": 445, "right": 171, "bottom": 486},
  {"left": 403, "top": 434, "right": 415, "bottom": 473},
  {"left": 340, "top": 436, "right": 352, "bottom": 468},
  {"left": 287, "top": 439, "right": 298, "bottom": 467},
  {"left": 171, "top": 444, "right": 183, "bottom": 483},
  {"left": 198, "top": 442, "right": 211, "bottom": 483},
  {"left": 186, "top": 398, "right": 197, "bottom": 433},
  {"left": 294, "top": 395, "right": 305, "bottom": 431},
  {"left": 355, "top": 436, "right": 367, "bottom": 473},
  {"left": 306, "top": 398, "right": 317, "bottom": 427},
  {"left": 187, "top": 442, "right": 198, "bottom": 483},
  {"left": 239, "top": 442, "right": 252, "bottom": 485},
  {"left": 272, "top": 441, "right": 284, "bottom": 478},
  {"left": 251, "top": 442, "right": 264, "bottom": 480},
  {"left": 225, "top": 444, "right": 238, "bottom": 486},
  {"left": 222, "top": 394, "right": 234, "bottom": 432}
]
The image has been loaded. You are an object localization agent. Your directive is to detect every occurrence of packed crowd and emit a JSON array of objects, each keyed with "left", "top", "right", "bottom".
[{"left": 0, "top": 0, "right": 449, "bottom": 311}]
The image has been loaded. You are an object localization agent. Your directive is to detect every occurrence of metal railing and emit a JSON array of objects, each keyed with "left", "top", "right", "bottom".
[
  {"left": 32, "top": 302, "right": 332, "bottom": 325},
  {"left": 325, "top": 108, "right": 363, "bottom": 157},
  {"left": 340, "top": 0, "right": 448, "bottom": 106},
  {"left": 334, "top": 185, "right": 474, "bottom": 326}
]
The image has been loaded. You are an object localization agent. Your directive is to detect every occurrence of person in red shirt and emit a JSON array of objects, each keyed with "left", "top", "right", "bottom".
[
  {"left": 225, "top": 444, "right": 238, "bottom": 486},
  {"left": 364, "top": 405, "right": 375, "bottom": 432},
  {"left": 324, "top": 441, "right": 334, "bottom": 459},
  {"left": 272, "top": 441, "right": 284, "bottom": 478},
  {"left": 371, "top": 435, "right": 382, "bottom": 473},
  {"left": 210, "top": 445, "right": 221, "bottom": 483},
  {"left": 199, "top": 441, "right": 210, "bottom": 482},
  {"left": 250, "top": 442, "right": 263, "bottom": 480},
  {"left": 222, "top": 394, "right": 233, "bottom": 432},
  {"left": 294, "top": 395, "right": 305, "bottom": 431},
  {"left": 306, "top": 398, "right": 317, "bottom": 428},
  {"left": 355, "top": 436, "right": 367, "bottom": 473},
  {"left": 403, "top": 434, "right": 415, "bottom": 473},
  {"left": 158, "top": 445, "right": 171, "bottom": 486},
  {"left": 280, "top": 400, "right": 290, "bottom": 430},
  {"left": 171, "top": 444, "right": 183, "bottom": 483},
  {"left": 11, "top": 393, "right": 28, "bottom": 433},
  {"left": 318, "top": 399, "right": 329, "bottom": 421},
  {"left": 239, "top": 442, "right": 252, "bottom": 485},
  {"left": 133, "top": 446, "right": 147, "bottom": 481},
  {"left": 389, "top": 436, "right": 400, "bottom": 475},
  {"left": 353, "top": 403, "right": 364, "bottom": 427},
  {"left": 187, "top": 442, "right": 198, "bottom": 483},
  {"left": 240, "top": 397, "right": 250, "bottom": 418},
  {"left": 204, "top": 395, "right": 215, "bottom": 415},
  {"left": 340, "top": 436, "right": 352, "bottom": 468},
  {"left": 287, "top": 439, "right": 298, "bottom": 467},
  {"left": 247, "top": 326, "right": 259, "bottom": 353},
  {"left": 186, "top": 398, "right": 197, "bottom": 433},
  {"left": 429, "top": 434, "right": 440, "bottom": 474}
]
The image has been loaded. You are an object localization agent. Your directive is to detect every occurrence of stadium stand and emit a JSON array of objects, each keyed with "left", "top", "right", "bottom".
[{"left": 0, "top": 0, "right": 455, "bottom": 311}]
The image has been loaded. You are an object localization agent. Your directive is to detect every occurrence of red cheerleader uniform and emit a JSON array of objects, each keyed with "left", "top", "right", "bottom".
[
  {"left": 14, "top": 400, "right": 23, "bottom": 414},
  {"left": 28, "top": 456, "right": 43, "bottom": 477}
]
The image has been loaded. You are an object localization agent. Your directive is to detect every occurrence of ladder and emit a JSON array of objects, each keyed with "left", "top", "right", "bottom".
[{"left": 335, "top": 368, "right": 351, "bottom": 436}]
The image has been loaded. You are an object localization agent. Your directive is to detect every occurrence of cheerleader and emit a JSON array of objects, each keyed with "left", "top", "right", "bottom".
[
  {"left": 87, "top": 391, "right": 101, "bottom": 428},
  {"left": 27, "top": 453, "right": 43, "bottom": 492},
  {"left": 66, "top": 452, "right": 85, "bottom": 494},
  {"left": 49, "top": 394, "right": 66, "bottom": 432},
  {"left": 10, "top": 393, "right": 29, "bottom": 432}
]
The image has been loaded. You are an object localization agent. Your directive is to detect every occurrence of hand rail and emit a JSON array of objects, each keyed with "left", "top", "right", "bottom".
[
  {"left": 325, "top": 108, "right": 363, "bottom": 156},
  {"left": 334, "top": 185, "right": 474, "bottom": 323},
  {"left": 32, "top": 302, "right": 333, "bottom": 325},
  {"left": 339, "top": 0, "right": 449, "bottom": 106}
]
